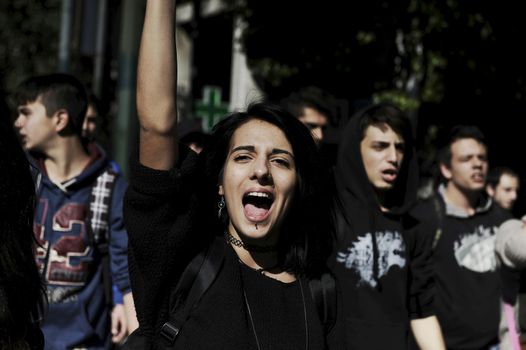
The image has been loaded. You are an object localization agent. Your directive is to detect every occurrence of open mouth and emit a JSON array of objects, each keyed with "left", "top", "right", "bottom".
[
  {"left": 472, "top": 173, "right": 484, "bottom": 182},
  {"left": 382, "top": 169, "right": 398, "bottom": 183},
  {"left": 242, "top": 191, "right": 274, "bottom": 222}
]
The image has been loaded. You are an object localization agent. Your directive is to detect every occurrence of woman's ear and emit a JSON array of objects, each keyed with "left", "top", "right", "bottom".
[{"left": 218, "top": 185, "right": 224, "bottom": 196}]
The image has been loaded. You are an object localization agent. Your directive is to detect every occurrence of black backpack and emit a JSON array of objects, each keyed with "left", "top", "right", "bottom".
[{"left": 159, "top": 237, "right": 337, "bottom": 346}]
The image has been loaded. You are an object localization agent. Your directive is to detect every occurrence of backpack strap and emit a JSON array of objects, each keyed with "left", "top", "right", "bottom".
[
  {"left": 431, "top": 194, "right": 444, "bottom": 251},
  {"left": 308, "top": 271, "right": 337, "bottom": 336},
  {"left": 160, "top": 237, "right": 226, "bottom": 345},
  {"left": 86, "top": 167, "right": 118, "bottom": 306}
]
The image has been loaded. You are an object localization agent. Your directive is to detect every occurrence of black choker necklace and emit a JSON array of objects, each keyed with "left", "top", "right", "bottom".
[{"left": 224, "top": 231, "right": 279, "bottom": 253}]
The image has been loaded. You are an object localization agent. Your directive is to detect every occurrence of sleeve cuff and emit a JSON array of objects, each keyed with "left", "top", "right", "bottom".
[{"left": 409, "top": 292, "right": 435, "bottom": 319}]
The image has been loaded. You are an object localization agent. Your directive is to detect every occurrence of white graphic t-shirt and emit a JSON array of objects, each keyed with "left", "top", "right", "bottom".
[
  {"left": 336, "top": 231, "right": 406, "bottom": 288},
  {"left": 453, "top": 225, "right": 497, "bottom": 273}
]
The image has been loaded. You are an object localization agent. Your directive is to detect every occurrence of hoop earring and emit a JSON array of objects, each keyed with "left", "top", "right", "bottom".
[{"left": 218, "top": 196, "right": 225, "bottom": 218}]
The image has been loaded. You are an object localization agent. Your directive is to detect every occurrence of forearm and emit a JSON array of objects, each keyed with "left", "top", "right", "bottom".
[
  {"left": 137, "top": 0, "right": 178, "bottom": 169},
  {"left": 123, "top": 292, "right": 139, "bottom": 333},
  {"left": 410, "top": 316, "right": 446, "bottom": 350}
]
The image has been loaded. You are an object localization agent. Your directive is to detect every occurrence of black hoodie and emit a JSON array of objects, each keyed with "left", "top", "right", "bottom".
[{"left": 330, "top": 111, "right": 435, "bottom": 350}]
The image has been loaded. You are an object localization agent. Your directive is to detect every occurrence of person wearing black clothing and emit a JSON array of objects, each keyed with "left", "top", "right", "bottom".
[
  {"left": 0, "top": 93, "right": 45, "bottom": 349},
  {"left": 331, "top": 104, "right": 445, "bottom": 350},
  {"left": 123, "top": 1, "right": 340, "bottom": 349},
  {"left": 411, "top": 126, "right": 511, "bottom": 349}
]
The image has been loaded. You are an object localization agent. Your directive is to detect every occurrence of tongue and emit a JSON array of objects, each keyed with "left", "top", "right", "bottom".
[{"left": 244, "top": 203, "right": 269, "bottom": 221}]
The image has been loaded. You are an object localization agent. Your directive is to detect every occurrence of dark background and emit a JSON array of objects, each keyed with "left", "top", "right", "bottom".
[{"left": 1, "top": 0, "right": 525, "bottom": 215}]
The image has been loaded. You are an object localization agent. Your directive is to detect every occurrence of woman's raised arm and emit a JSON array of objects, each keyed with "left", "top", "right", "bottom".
[{"left": 137, "top": 0, "right": 178, "bottom": 170}]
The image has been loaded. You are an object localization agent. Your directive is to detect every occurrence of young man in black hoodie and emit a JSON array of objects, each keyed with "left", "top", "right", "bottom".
[
  {"left": 411, "top": 126, "right": 511, "bottom": 349},
  {"left": 332, "top": 104, "right": 445, "bottom": 349}
]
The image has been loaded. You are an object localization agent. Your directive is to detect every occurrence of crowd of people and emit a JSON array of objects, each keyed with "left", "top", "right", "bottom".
[{"left": 1, "top": 0, "right": 526, "bottom": 349}]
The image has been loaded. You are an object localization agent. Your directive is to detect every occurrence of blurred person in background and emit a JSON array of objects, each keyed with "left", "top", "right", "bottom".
[
  {"left": 281, "top": 86, "right": 335, "bottom": 146},
  {"left": 487, "top": 167, "right": 520, "bottom": 212}
]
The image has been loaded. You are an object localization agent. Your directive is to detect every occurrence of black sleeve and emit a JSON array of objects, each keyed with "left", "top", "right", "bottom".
[
  {"left": 406, "top": 205, "right": 437, "bottom": 320},
  {"left": 326, "top": 281, "right": 347, "bottom": 350},
  {"left": 124, "top": 145, "right": 202, "bottom": 336}
]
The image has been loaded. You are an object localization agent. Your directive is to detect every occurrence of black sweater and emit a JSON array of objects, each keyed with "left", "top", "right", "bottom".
[
  {"left": 411, "top": 190, "right": 511, "bottom": 349},
  {"left": 124, "top": 149, "right": 341, "bottom": 349}
]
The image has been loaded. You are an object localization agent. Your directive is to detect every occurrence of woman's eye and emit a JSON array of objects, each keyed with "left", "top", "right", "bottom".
[
  {"left": 233, "top": 154, "right": 251, "bottom": 162},
  {"left": 272, "top": 158, "right": 291, "bottom": 168}
]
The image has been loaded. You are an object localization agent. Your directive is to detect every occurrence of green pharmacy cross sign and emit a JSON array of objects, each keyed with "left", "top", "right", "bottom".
[{"left": 195, "top": 86, "right": 229, "bottom": 132}]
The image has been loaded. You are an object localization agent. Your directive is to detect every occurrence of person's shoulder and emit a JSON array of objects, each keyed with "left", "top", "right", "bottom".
[
  {"left": 408, "top": 195, "right": 440, "bottom": 220},
  {"left": 488, "top": 201, "right": 514, "bottom": 223},
  {"left": 403, "top": 196, "right": 444, "bottom": 237}
]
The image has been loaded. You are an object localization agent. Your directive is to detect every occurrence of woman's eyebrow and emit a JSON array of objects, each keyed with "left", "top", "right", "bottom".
[
  {"left": 231, "top": 145, "right": 254, "bottom": 153},
  {"left": 230, "top": 145, "right": 294, "bottom": 159},
  {"left": 271, "top": 149, "right": 294, "bottom": 159}
]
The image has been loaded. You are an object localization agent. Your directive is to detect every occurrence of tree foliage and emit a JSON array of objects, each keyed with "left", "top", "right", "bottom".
[
  {"left": 225, "top": 0, "right": 405, "bottom": 102},
  {"left": 0, "top": 0, "right": 61, "bottom": 94},
  {"left": 225, "top": 0, "right": 526, "bottom": 204},
  {"left": 225, "top": 0, "right": 525, "bottom": 121}
]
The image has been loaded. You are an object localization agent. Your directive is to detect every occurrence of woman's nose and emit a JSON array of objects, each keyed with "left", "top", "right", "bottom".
[{"left": 252, "top": 158, "right": 271, "bottom": 182}]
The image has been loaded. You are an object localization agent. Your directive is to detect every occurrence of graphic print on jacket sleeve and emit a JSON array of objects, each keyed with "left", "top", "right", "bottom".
[
  {"left": 336, "top": 231, "right": 406, "bottom": 287},
  {"left": 454, "top": 225, "right": 497, "bottom": 273}
]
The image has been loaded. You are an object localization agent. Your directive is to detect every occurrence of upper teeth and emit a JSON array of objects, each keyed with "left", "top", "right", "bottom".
[{"left": 247, "top": 192, "right": 270, "bottom": 198}]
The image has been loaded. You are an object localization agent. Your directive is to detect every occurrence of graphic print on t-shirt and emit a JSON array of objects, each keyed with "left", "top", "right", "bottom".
[
  {"left": 336, "top": 231, "right": 406, "bottom": 287},
  {"left": 453, "top": 225, "right": 497, "bottom": 273}
]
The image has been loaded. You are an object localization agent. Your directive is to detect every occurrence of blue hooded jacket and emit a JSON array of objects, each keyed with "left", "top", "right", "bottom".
[{"left": 31, "top": 144, "right": 130, "bottom": 350}]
